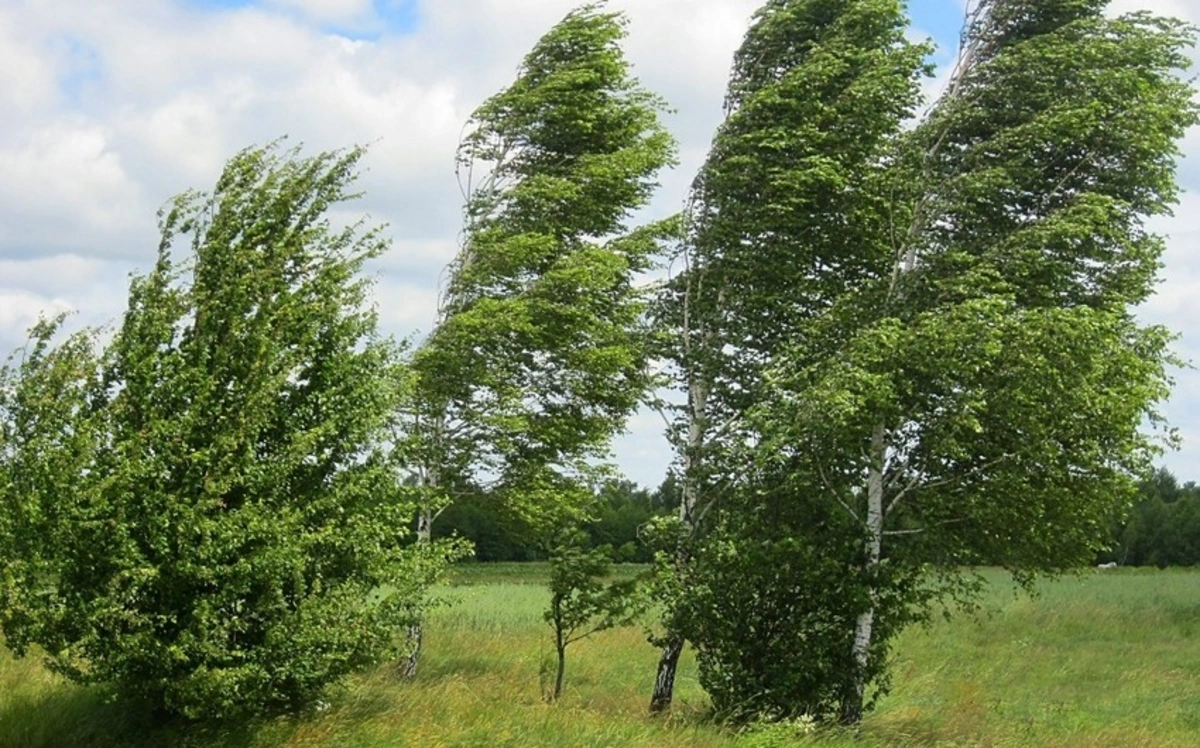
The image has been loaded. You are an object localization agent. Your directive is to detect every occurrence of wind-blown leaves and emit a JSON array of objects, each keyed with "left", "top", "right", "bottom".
[
  {"left": 661, "top": 0, "right": 1197, "bottom": 725},
  {"left": 408, "top": 1, "right": 677, "bottom": 528},
  {"left": 0, "top": 143, "right": 458, "bottom": 719}
]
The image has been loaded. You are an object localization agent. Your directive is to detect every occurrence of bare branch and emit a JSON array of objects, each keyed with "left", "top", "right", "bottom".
[{"left": 816, "top": 459, "right": 861, "bottom": 523}]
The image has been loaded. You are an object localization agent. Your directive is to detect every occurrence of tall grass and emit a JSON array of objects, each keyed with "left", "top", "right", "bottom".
[{"left": 1, "top": 567, "right": 1197, "bottom": 747}]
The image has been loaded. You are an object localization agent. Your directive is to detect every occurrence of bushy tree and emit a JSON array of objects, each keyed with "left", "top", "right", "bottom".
[
  {"left": 0, "top": 143, "right": 458, "bottom": 719},
  {"left": 656, "top": 0, "right": 1196, "bottom": 725}
]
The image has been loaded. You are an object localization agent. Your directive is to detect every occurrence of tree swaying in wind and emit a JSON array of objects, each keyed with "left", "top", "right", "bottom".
[
  {"left": 648, "top": 0, "right": 930, "bottom": 716},
  {"left": 0, "top": 143, "right": 458, "bottom": 720},
  {"left": 398, "top": 1, "right": 676, "bottom": 676},
  {"left": 653, "top": 0, "right": 1197, "bottom": 724}
]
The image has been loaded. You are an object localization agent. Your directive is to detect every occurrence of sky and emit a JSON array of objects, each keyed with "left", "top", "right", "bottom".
[{"left": 1, "top": 0, "right": 1198, "bottom": 490}]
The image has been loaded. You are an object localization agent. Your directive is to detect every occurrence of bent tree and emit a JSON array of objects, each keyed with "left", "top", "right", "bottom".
[
  {"left": 649, "top": 0, "right": 929, "bottom": 715},
  {"left": 0, "top": 143, "right": 456, "bottom": 719},
  {"left": 745, "top": 0, "right": 1196, "bottom": 725},
  {"left": 400, "top": 1, "right": 676, "bottom": 674}
]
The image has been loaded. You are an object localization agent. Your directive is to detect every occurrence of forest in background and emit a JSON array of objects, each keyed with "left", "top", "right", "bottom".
[{"left": 445, "top": 468, "right": 1200, "bottom": 567}]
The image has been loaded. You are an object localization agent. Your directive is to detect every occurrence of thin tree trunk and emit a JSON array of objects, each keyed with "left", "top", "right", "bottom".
[
  {"left": 400, "top": 508, "right": 433, "bottom": 679},
  {"left": 649, "top": 635, "right": 684, "bottom": 713},
  {"left": 402, "top": 407, "right": 446, "bottom": 680},
  {"left": 553, "top": 637, "right": 567, "bottom": 701},
  {"left": 649, "top": 371, "right": 707, "bottom": 715},
  {"left": 842, "top": 421, "right": 886, "bottom": 725}
]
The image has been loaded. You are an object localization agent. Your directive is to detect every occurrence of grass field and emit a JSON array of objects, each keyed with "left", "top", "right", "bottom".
[{"left": 0, "top": 565, "right": 1197, "bottom": 747}]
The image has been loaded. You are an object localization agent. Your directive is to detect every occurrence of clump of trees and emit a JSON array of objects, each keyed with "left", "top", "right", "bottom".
[
  {"left": 1102, "top": 468, "right": 1200, "bottom": 567},
  {"left": 647, "top": 0, "right": 1197, "bottom": 726},
  {"left": 0, "top": 145, "right": 463, "bottom": 719},
  {"left": 1, "top": 0, "right": 1195, "bottom": 732}
]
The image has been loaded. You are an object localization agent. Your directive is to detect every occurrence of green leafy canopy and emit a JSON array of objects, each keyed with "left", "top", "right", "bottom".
[{"left": 0, "top": 142, "right": 461, "bottom": 719}]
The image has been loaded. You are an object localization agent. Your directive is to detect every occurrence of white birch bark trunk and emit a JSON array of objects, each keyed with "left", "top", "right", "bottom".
[
  {"left": 842, "top": 421, "right": 886, "bottom": 725},
  {"left": 401, "top": 414, "right": 443, "bottom": 679},
  {"left": 649, "top": 372, "right": 707, "bottom": 714},
  {"left": 836, "top": 0, "right": 1008, "bottom": 723},
  {"left": 400, "top": 506, "right": 433, "bottom": 679}
]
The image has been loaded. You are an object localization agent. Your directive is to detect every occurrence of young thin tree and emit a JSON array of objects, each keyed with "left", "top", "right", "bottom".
[
  {"left": 398, "top": 1, "right": 677, "bottom": 676},
  {"left": 543, "top": 529, "right": 641, "bottom": 702},
  {"left": 0, "top": 143, "right": 457, "bottom": 719}
]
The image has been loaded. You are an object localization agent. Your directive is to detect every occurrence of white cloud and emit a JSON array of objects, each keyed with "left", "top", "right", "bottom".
[
  {"left": 0, "top": 289, "right": 74, "bottom": 341},
  {"left": 269, "top": 0, "right": 373, "bottom": 25},
  {"left": 0, "top": 121, "right": 147, "bottom": 256},
  {"left": 0, "top": 0, "right": 1198, "bottom": 487},
  {"left": 0, "top": 6, "right": 57, "bottom": 118}
]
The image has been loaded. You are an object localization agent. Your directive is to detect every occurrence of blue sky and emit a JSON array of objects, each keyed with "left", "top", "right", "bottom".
[
  {"left": 186, "top": 0, "right": 420, "bottom": 39},
  {"left": 909, "top": 0, "right": 972, "bottom": 53},
  {"left": 181, "top": 0, "right": 966, "bottom": 51}
]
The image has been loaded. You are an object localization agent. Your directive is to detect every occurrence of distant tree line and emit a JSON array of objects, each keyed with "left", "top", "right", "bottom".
[
  {"left": 448, "top": 465, "right": 1200, "bottom": 569},
  {"left": 439, "top": 476, "right": 680, "bottom": 563},
  {"left": 1100, "top": 468, "right": 1200, "bottom": 567}
]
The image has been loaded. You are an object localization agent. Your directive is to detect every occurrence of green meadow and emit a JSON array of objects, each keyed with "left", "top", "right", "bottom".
[{"left": 1, "top": 566, "right": 1197, "bottom": 747}]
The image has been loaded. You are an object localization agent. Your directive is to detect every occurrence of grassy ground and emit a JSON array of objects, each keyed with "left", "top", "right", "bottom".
[{"left": 0, "top": 566, "right": 1197, "bottom": 747}]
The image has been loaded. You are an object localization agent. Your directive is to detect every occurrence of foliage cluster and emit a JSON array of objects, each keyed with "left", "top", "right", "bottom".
[
  {"left": 1103, "top": 467, "right": 1200, "bottom": 567},
  {"left": 404, "top": 0, "right": 677, "bottom": 537},
  {"left": 0, "top": 145, "right": 462, "bottom": 719}
]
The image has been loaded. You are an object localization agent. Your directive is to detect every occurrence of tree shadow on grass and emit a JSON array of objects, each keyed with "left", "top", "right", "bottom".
[
  {"left": 0, "top": 678, "right": 324, "bottom": 748},
  {"left": 416, "top": 652, "right": 504, "bottom": 683}
]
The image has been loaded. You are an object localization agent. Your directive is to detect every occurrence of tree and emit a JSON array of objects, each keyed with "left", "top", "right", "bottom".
[
  {"left": 398, "top": 1, "right": 676, "bottom": 674},
  {"left": 647, "top": 0, "right": 929, "bottom": 714},
  {"left": 0, "top": 143, "right": 458, "bottom": 719},
  {"left": 543, "top": 529, "right": 641, "bottom": 701},
  {"left": 1108, "top": 468, "right": 1200, "bottom": 566},
  {"left": 735, "top": 0, "right": 1196, "bottom": 724}
]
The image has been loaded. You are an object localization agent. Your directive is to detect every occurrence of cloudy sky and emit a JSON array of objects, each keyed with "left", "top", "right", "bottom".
[{"left": 1, "top": 0, "right": 1197, "bottom": 489}]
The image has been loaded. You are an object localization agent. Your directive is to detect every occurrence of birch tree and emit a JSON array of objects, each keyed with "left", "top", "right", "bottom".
[
  {"left": 727, "top": 0, "right": 1196, "bottom": 725},
  {"left": 648, "top": 0, "right": 929, "bottom": 714},
  {"left": 400, "top": 1, "right": 676, "bottom": 674}
]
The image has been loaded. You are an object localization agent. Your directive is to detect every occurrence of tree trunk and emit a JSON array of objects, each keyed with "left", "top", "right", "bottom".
[
  {"left": 400, "top": 508, "right": 433, "bottom": 679},
  {"left": 553, "top": 639, "right": 567, "bottom": 701},
  {"left": 649, "top": 374, "right": 707, "bottom": 715},
  {"left": 649, "top": 635, "right": 684, "bottom": 714},
  {"left": 842, "top": 421, "right": 886, "bottom": 725}
]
